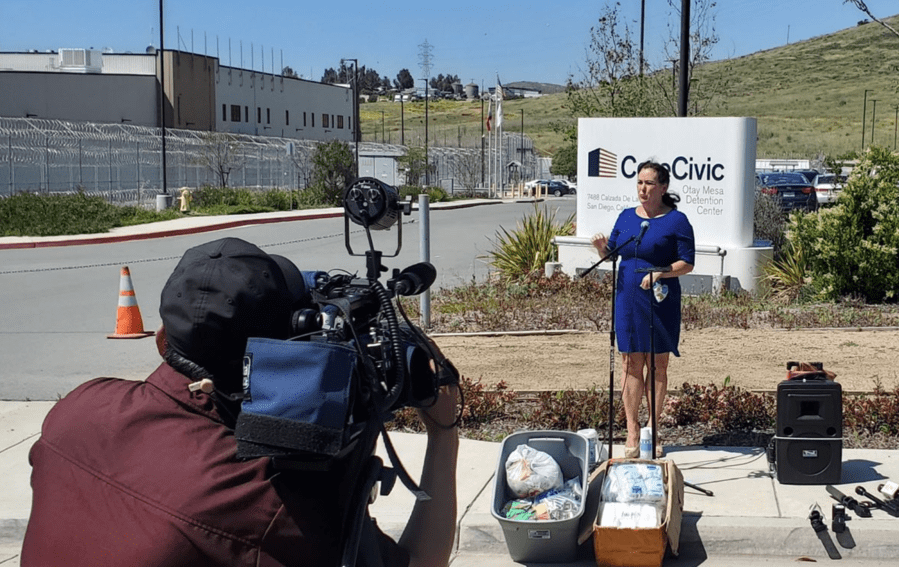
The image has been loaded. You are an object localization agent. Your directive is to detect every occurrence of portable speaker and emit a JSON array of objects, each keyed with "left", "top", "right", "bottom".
[{"left": 774, "top": 379, "right": 842, "bottom": 485}]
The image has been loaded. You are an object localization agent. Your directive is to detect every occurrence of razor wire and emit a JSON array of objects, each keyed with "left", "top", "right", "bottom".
[{"left": 0, "top": 117, "right": 539, "bottom": 204}]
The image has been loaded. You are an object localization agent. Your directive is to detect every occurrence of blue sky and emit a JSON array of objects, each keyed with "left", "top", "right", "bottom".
[{"left": 1, "top": 1, "right": 896, "bottom": 87}]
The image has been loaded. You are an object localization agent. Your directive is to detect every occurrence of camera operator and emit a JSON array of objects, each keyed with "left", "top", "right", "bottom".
[{"left": 22, "top": 237, "right": 459, "bottom": 567}]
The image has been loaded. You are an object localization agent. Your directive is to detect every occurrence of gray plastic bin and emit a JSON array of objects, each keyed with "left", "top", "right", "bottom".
[{"left": 491, "top": 431, "right": 589, "bottom": 563}]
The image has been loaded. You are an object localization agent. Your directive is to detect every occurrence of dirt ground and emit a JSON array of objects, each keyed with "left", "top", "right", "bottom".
[{"left": 434, "top": 328, "right": 899, "bottom": 394}]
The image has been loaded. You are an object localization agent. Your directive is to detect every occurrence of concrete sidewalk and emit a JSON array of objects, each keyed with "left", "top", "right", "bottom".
[
  {"left": 3, "top": 401, "right": 899, "bottom": 566},
  {"left": 0, "top": 198, "right": 506, "bottom": 250}
]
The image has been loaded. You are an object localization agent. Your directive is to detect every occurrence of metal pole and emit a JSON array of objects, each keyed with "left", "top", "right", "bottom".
[
  {"left": 400, "top": 97, "right": 405, "bottom": 146},
  {"left": 862, "top": 97, "right": 868, "bottom": 146},
  {"left": 423, "top": 78, "right": 430, "bottom": 187},
  {"left": 419, "top": 193, "right": 431, "bottom": 328},
  {"left": 894, "top": 106, "right": 898, "bottom": 150},
  {"left": 159, "top": 0, "right": 168, "bottom": 196},
  {"left": 678, "top": 0, "right": 691, "bottom": 117},
  {"left": 639, "top": 0, "right": 646, "bottom": 76},
  {"left": 871, "top": 99, "right": 878, "bottom": 145}
]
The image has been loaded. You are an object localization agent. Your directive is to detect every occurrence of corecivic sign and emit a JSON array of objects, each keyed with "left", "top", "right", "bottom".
[{"left": 576, "top": 117, "right": 757, "bottom": 250}]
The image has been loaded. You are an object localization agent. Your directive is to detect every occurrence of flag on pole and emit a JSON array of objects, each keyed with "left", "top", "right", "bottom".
[
  {"left": 486, "top": 95, "right": 493, "bottom": 131},
  {"left": 495, "top": 75, "right": 504, "bottom": 130}
]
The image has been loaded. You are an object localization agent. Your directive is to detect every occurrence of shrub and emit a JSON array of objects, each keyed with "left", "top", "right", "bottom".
[
  {"left": 789, "top": 146, "right": 899, "bottom": 302},
  {"left": 0, "top": 191, "right": 178, "bottom": 236},
  {"left": 663, "top": 382, "right": 775, "bottom": 431},
  {"left": 529, "top": 387, "right": 625, "bottom": 432},
  {"left": 844, "top": 385, "right": 899, "bottom": 436},
  {"left": 484, "top": 203, "right": 575, "bottom": 281}
]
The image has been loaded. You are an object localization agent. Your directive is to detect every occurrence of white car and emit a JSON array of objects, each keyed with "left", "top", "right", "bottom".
[{"left": 814, "top": 174, "right": 846, "bottom": 205}]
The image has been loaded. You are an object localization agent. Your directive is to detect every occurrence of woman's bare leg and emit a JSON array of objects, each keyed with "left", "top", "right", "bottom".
[{"left": 621, "top": 352, "right": 648, "bottom": 448}]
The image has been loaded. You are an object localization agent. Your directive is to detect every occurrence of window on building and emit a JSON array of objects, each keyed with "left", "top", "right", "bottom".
[
  {"left": 304, "top": 112, "right": 307, "bottom": 127},
  {"left": 257, "top": 107, "right": 262, "bottom": 123},
  {"left": 322, "top": 114, "right": 329, "bottom": 128},
  {"left": 312, "top": 114, "right": 315, "bottom": 128},
  {"left": 267, "top": 108, "right": 271, "bottom": 124},
  {"left": 286, "top": 110, "right": 290, "bottom": 126},
  {"left": 231, "top": 105, "right": 241, "bottom": 122},
  {"left": 245, "top": 106, "right": 249, "bottom": 122},
  {"left": 222, "top": 104, "right": 227, "bottom": 122},
  {"left": 337, "top": 115, "right": 344, "bottom": 129}
]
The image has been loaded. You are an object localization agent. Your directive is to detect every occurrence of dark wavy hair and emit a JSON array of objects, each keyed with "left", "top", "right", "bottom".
[{"left": 638, "top": 160, "right": 680, "bottom": 209}]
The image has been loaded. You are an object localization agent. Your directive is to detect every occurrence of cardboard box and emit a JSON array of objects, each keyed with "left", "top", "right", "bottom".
[
  {"left": 577, "top": 458, "right": 684, "bottom": 567},
  {"left": 491, "top": 431, "right": 589, "bottom": 563}
]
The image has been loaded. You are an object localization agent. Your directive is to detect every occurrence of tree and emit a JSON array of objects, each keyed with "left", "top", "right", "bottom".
[
  {"left": 844, "top": 1, "right": 899, "bottom": 38},
  {"left": 282, "top": 66, "right": 299, "bottom": 79},
  {"left": 194, "top": 133, "right": 247, "bottom": 188},
  {"left": 430, "top": 73, "right": 460, "bottom": 93},
  {"left": 394, "top": 69, "right": 414, "bottom": 90},
  {"left": 310, "top": 140, "right": 355, "bottom": 206},
  {"left": 658, "top": 0, "right": 729, "bottom": 116},
  {"left": 789, "top": 146, "right": 899, "bottom": 303},
  {"left": 397, "top": 147, "right": 434, "bottom": 187},
  {"left": 565, "top": 0, "right": 725, "bottom": 124},
  {"left": 450, "top": 150, "right": 482, "bottom": 193},
  {"left": 565, "top": 2, "right": 663, "bottom": 121},
  {"left": 550, "top": 143, "right": 577, "bottom": 179}
]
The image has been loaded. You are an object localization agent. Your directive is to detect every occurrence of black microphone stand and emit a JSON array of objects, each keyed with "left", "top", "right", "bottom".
[
  {"left": 580, "top": 233, "right": 640, "bottom": 461},
  {"left": 636, "top": 265, "right": 714, "bottom": 496}
]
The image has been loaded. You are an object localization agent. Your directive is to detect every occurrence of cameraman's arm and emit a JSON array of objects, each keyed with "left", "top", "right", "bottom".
[{"left": 398, "top": 385, "right": 459, "bottom": 567}]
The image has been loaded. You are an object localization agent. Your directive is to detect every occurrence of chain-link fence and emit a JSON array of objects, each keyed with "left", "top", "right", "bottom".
[{"left": 0, "top": 117, "right": 539, "bottom": 206}]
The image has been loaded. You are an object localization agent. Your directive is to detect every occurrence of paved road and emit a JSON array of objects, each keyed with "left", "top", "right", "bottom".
[{"left": 0, "top": 199, "right": 575, "bottom": 400}]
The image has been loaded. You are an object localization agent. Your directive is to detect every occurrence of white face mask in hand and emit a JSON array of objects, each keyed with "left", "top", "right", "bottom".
[{"left": 653, "top": 281, "right": 668, "bottom": 303}]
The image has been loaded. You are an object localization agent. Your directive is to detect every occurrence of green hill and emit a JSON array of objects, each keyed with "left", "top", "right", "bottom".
[{"left": 360, "top": 15, "right": 899, "bottom": 160}]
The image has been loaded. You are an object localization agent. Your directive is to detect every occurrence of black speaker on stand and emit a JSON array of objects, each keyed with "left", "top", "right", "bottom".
[{"left": 774, "top": 364, "right": 842, "bottom": 485}]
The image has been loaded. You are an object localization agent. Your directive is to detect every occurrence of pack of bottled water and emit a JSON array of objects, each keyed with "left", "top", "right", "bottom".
[{"left": 598, "top": 463, "right": 667, "bottom": 528}]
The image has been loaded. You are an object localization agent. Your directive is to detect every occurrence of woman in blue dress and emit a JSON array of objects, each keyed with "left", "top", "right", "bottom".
[{"left": 591, "top": 161, "right": 695, "bottom": 458}]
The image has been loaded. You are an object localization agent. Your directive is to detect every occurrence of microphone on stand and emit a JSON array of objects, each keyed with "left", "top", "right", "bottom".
[{"left": 635, "top": 221, "right": 650, "bottom": 246}]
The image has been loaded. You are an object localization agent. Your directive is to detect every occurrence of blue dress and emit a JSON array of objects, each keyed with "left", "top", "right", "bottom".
[{"left": 606, "top": 208, "right": 695, "bottom": 356}]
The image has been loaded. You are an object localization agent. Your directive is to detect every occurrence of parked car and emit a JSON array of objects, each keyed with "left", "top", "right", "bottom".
[
  {"left": 756, "top": 172, "right": 818, "bottom": 212},
  {"left": 813, "top": 173, "right": 847, "bottom": 205},
  {"left": 792, "top": 169, "right": 820, "bottom": 184},
  {"left": 546, "top": 180, "right": 575, "bottom": 197}
]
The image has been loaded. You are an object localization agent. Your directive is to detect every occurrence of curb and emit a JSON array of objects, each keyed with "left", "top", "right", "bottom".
[{"left": 0, "top": 198, "right": 505, "bottom": 251}]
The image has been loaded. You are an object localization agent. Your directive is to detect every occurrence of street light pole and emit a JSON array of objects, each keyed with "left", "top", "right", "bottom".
[
  {"left": 893, "top": 105, "right": 898, "bottom": 150},
  {"left": 871, "top": 99, "right": 878, "bottom": 146},
  {"left": 862, "top": 89, "right": 872, "bottom": 149},
  {"left": 380, "top": 111, "right": 385, "bottom": 143},
  {"left": 158, "top": 0, "right": 168, "bottom": 197},
  {"left": 342, "top": 58, "right": 359, "bottom": 176},
  {"left": 677, "top": 0, "right": 691, "bottom": 117},
  {"left": 422, "top": 78, "right": 430, "bottom": 187}
]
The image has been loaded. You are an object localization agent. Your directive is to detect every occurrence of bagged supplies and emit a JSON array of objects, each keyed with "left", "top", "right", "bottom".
[
  {"left": 505, "top": 444, "right": 564, "bottom": 498},
  {"left": 502, "top": 477, "right": 584, "bottom": 522}
]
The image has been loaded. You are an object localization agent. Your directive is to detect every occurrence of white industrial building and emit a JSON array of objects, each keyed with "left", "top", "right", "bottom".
[{"left": 0, "top": 48, "right": 354, "bottom": 142}]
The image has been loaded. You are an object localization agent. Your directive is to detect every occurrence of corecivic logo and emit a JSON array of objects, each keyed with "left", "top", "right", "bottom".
[
  {"left": 587, "top": 148, "right": 618, "bottom": 178},
  {"left": 587, "top": 150, "right": 726, "bottom": 181}
]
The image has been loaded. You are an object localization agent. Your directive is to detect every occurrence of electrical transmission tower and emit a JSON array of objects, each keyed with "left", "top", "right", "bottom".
[{"left": 418, "top": 39, "right": 433, "bottom": 85}]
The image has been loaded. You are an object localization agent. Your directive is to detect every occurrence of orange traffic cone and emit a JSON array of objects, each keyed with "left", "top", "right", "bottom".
[{"left": 107, "top": 266, "right": 155, "bottom": 339}]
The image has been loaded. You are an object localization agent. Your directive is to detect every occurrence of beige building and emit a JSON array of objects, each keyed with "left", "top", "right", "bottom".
[{"left": 0, "top": 48, "right": 354, "bottom": 143}]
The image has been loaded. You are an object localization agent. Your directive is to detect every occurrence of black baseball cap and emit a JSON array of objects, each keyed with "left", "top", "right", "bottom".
[{"left": 160, "top": 238, "right": 304, "bottom": 392}]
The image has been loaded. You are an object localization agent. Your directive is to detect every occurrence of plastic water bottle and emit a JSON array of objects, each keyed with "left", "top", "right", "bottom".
[
  {"left": 640, "top": 427, "right": 653, "bottom": 460},
  {"left": 577, "top": 428, "right": 598, "bottom": 466}
]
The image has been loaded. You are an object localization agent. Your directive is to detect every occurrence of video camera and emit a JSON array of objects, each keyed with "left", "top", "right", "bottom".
[{"left": 235, "top": 178, "right": 459, "bottom": 463}]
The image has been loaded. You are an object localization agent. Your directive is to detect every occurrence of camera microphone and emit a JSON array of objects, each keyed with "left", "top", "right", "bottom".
[
  {"left": 393, "top": 262, "right": 437, "bottom": 296},
  {"left": 635, "top": 221, "right": 650, "bottom": 246}
]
